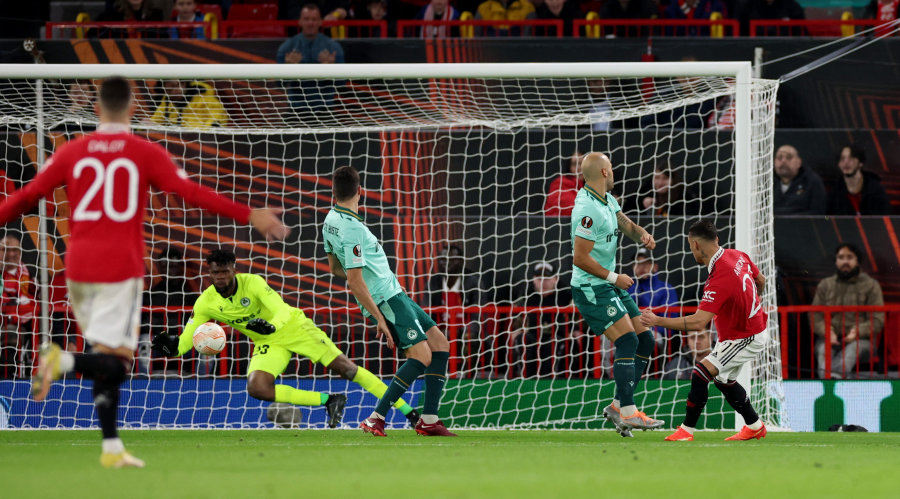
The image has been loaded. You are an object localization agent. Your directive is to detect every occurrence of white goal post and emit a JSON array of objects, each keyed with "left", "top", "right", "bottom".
[{"left": 0, "top": 62, "right": 783, "bottom": 430}]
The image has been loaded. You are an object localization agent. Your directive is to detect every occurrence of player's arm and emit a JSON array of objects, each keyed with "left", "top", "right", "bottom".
[
  {"left": 146, "top": 145, "right": 288, "bottom": 240},
  {"left": 747, "top": 256, "right": 766, "bottom": 294},
  {"left": 640, "top": 308, "right": 715, "bottom": 332},
  {"left": 251, "top": 275, "right": 291, "bottom": 331},
  {"left": 0, "top": 151, "right": 68, "bottom": 225},
  {"left": 152, "top": 299, "right": 212, "bottom": 357},
  {"left": 345, "top": 268, "right": 394, "bottom": 349},
  {"left": 616, "top": 211, "right": 655, "bottom": 249},
  {"left": 573, "top": 236, "right": 633, "bottom": 290},
  {"left": 327, "top": 252, "right": 347, "bottom": 279}
]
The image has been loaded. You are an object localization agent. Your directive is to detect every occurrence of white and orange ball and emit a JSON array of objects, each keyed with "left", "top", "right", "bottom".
[{"left": 192, "top": 322, "right": 226, "bottom": 355}]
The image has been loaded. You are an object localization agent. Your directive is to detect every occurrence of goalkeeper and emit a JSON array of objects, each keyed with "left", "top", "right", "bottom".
[{"left": 152, "top": 249, "right": 420, "bottom": 428}]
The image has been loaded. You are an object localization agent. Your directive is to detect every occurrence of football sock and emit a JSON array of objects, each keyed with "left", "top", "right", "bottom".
[
  {"left": 374, "top": 359, "right": 426, "bottom": 417},
  {"left": 352, "top": 366, "right": 413, "bottom": 415},
  {"left": 683, "top": 363, "right": 713, "bottom": 428},
  {"left": 73, "top": 353, "right": 127, "bottom": 382},
  {"left": 101, "top": 438, "right": 125, "bottom": 455},
  {"left": 679, "top": 424, "right": 696, "bottom": 435},
  {"left": 93, "top": 379, "right": 120, "bottom": 440},
  {"left": 634, "top": 331, "right": 654, "bottom": 387},
  {"left": 274, "top": 385, "right": 323, "bottom": 406},
  {"left": 612, "top": 333, "right": 638, "bottom": 408},
  {"left": 715, "top": 379, "right": 760, "bottom": 427},
  {"left": 423, "top": 351, "right": 449, "bottom": 416}
]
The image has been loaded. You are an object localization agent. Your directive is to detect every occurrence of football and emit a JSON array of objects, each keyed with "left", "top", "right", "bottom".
[{"left": 192, "top": 322, "right": 226, "bottom": 355}]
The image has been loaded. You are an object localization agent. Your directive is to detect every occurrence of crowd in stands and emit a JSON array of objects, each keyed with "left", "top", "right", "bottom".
[{"left": 29, "top": 0, "right": 899, "bottom": 40}]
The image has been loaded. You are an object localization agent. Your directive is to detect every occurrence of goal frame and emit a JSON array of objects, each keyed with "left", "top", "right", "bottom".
[{"left": 4, "top": 62, "right": 765, "bottom": 429}]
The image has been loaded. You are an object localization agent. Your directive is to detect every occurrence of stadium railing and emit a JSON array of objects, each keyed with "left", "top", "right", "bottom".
[
  {"left": 11, "top": 304, "right": 896, "bottom": 381},
  {"left": 572, "top": 18, "right": 739, "bottom": 38},
  {"left": 779, "top": 305, "right": 900, "bottom": 380},
  {"left": 395, "top": 19, "right": 565, "bottom": 38},
  {"left": 44, "top": 20, "right": 389, "bottom": 40},
  {"left": 748, "top": 19, "right": 890, "bottom": 37},
  {"left": 45, "top": 21, "right": 210, "bottom": 40}
]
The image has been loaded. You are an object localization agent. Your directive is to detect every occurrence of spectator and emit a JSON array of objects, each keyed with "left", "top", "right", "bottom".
[
  {"left": 599, "top": 0, "right": 657, "bottom": 19},
  {"left": 96, "top": 0, "right": 166, "bottom": 38},
  {"left": 544, "top": 152, "right": 584, "bottom": 217},
  {"left": 426, "top": 244, "right": 483, "bottom": 321},
  {"left": 662, "top": 328, "right": 712, "bottom": 379},
  {"left": 812, "top": 243, "right": 884, "bottom": 378},
  {"left": 363, "top": 0, "right": 394, "bottom": 36},
  {"left": 66, "top": 80, "right": 95, "bottom": 115},
  {"left": 826, "top": 144, "right": 891, "bottom": 215},
  {"left": 742, "top": 0, "right": 804, "bottom": 35},
  {"left": 418, "top": 0, "right": 461, "bottom": 38},
  {"left": 0, "top": 235, "right": 36, "bottom": 378},
  {"left": 706, "top": 95, "right": 735, "bottom": 129},
  {"left": 149, "top": 80, "right": 227, "bottom": 128},
  {"left": 664, "top": 0, "right": 727, "bottom": 36},
  {"left": 636, "top": 162, "right": 702, "bottom": 217},
  {"left": 168, "top": 0, "right": 205, "bottom": 39},
  {"left": 141, "top": 246, "right": 200, "bottom": 373},
  {"left": 772, "top": 144, "right": 826, "bottom": 215},
  {"left": 627, "top": 248, "right": 679, "bottom": 342},
  {"left": 475, "top": 0, "right": 537, "bottom": 36},
  {"left": 865, "top": 0, "right": 900, "bottom": 36},
  {"left": 276, "top": 3, "right": 345, "bottom": 114},
  {"left": 509, "top": 261, "right": 574, "bottom": 377},
  {"left": 534, "top": 0, "right": 582, "bottom": 36}
]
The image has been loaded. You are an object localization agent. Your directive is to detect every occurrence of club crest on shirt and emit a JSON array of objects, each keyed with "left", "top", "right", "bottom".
[
  {"left": 581, "top": 216, "right": 593, "bottom": 228},
  {"left": 353, "top": 244, "right": 362, "bottom": 257},
  {"left": 407, "top": 329, "right": 418, "bottom": 340},
  {"left": 241, "top": 297, "right": 251, "bottom": 307},
  {"left": 606, "top": 305, "right": 617, "bottom": 317}
]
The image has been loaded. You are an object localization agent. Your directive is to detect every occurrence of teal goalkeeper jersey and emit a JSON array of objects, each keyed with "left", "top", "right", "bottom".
[
  {"left": 176, "top": 273, "right": 309, "bottom": 355},
  {"left": 322, "top": 205, "right": 403, "bottom": 316},
  {"left": 570, "top": 185, "right": 622, "bottom": 288}
]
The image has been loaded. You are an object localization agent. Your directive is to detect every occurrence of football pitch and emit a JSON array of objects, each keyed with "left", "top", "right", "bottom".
[{"left": 1, "top": 430, "right": 897, "bottom": 498}]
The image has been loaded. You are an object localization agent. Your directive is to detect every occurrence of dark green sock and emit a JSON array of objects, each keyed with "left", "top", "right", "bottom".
[
  {"left": 613, "top": 332, "right": 638, "bottom": 407},
  {"left": 374, "top": 359, "right": 426, "bottom": 416},
  {"left": 423, "top": 351, "right": 449, "bottom": 415},
  {"left": 634, "top": 331, "right": 655, "bottom": 389}
]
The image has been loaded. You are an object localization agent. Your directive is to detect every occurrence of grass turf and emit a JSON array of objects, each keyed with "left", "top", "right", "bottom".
[{"left": 1, "top": 430, "right": 897, "bottom": 498}]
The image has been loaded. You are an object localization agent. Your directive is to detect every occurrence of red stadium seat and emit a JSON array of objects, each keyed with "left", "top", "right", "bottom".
[
  {"left": 226, "top": 4, "right": 283, "bottom": 38},
  {"left": 197, "top": 4, "right": 224, "bottom": 22}
]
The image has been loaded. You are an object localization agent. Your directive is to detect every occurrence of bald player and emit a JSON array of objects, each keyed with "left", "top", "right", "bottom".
[{"left": 570, "top": 153, "right": 664, "bottom": 437}]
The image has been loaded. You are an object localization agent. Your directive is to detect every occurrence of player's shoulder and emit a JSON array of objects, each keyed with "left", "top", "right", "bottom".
[
  {"left": 237, "top": 273, "right": 266, "bottom": 287},
  {"left": 194, "top": 286, "right": 218, "bottom": 307}
]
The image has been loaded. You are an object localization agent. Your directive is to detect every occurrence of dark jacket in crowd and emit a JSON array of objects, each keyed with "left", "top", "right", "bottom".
[
  {"left": 534, "top": 0, "right": 583, "bottom": 36},
  {"left": 773, "top": 166, "right": 826, "bottom": 215},
  {"left": 826, "top": 170, "right": 892, "bottom": 215}
]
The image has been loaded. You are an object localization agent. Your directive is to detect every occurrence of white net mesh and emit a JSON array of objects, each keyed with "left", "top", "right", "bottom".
[{"left": 0, "top": 64, "right": 782, "bottom": 430}]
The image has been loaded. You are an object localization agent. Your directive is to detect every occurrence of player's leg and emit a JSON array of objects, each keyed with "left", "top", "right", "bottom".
[
  {"left": 323, "top": 354, "right": 419, "bottom": 425},
  {"left": 415, "top": 325, "right": 456, "bottom": 436},
  {"left": 362, "top": 294, "right": 430, "bottom": 436},
  {"left": 33, "top": 279, "right": 145, "bottom": 467},
  {"left": 716, "top": 333, "right": 768, "bottom": 441},
  {"left": 664, "top": 358, "right": 716, "bottom": 441},
  {"left": 618, "top": 289, "right": 656, "bottom": 408}
]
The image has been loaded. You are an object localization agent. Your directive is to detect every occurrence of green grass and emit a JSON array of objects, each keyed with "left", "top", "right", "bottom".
[{"left": 1, "top": 430, "right": 898, "bottom": 498}]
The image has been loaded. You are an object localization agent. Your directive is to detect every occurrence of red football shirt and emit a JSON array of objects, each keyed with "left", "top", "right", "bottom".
[
  {"left": 0, "top": 124, "right": 251, "bottom": 283},
  {"left": 697, "top": 247, "right": 767, "bottom": 341}
]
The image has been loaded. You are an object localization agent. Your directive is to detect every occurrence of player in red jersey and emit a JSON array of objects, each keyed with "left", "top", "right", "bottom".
[
  {"left": 0, "top": 77, "right": 289, "bottom": 468},
  {"left": 640, "top": 219, "right": 768, "bottom": 442}
]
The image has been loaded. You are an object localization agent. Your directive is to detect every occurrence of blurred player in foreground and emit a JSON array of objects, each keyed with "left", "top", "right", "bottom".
[
  {"left": 641, "top": 219, "right": 768, "bottom": 441},
  {"left": 570, "top": 152, "right": 664, "bottom": 437},
  {"left": 152, "top": 249, "right": 420, "bottom": 428},
  {"left": 0, "top": 76, "right": 289, "bottom": 468}
]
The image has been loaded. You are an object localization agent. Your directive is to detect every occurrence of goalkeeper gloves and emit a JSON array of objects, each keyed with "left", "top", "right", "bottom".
[
  {"left": 151, "top": 333, "right": 180, "bottom": 357},
  {"left": 246, "top": 318, "right": 276, "bottom": 335}
]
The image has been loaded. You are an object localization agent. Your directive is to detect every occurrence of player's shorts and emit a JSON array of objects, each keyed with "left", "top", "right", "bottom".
[
  {"left": 572, "top": 283, "right": 641, "bottom": 335},
  {"left": 67, "top": 277, "right": 142, "bottom": 351},
  {"left": 705, "top": 330, "right": 768, "bottom": 383},
  {"left": 372, "top": 292, "right": 434, "bottom": 350},
  {"left": 247, "top": 320, "right": 343, "bottom": 377}
]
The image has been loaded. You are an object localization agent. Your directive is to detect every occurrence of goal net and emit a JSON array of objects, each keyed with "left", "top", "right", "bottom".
[{"left": 0, "top": 63, "right": 783, "bottom": 430}]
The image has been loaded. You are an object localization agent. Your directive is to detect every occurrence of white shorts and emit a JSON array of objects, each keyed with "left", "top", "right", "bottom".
[
  {"left": 705, "top": 330, "right": 767, "bottom": 383},
  {"left": 67, "top": 277, "right": 143, "bottom": 351}
]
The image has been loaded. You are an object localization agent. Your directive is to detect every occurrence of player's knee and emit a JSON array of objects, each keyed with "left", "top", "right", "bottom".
[
  {"left": 428, "top": 331, "right": 450, "bottom": 353},
  {"left": 408, "top": 347, "right": 432, "bottom": 367},
  {"left": 328, "top": 357, "right": 358, "bottom": 380},
  {"left": 247, "top": 379, "right": 274, "bottom": 401},
  {"left": 636, "top": 330, "right": 655, "bottom": 354},
  {"left": 691, "top": 363, "right": 713, "bottom": 385}
]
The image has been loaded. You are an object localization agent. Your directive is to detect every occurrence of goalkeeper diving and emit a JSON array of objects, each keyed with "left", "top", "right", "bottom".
[{"left": 152, "top": 249, "right": 420, "bottom": 428}]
